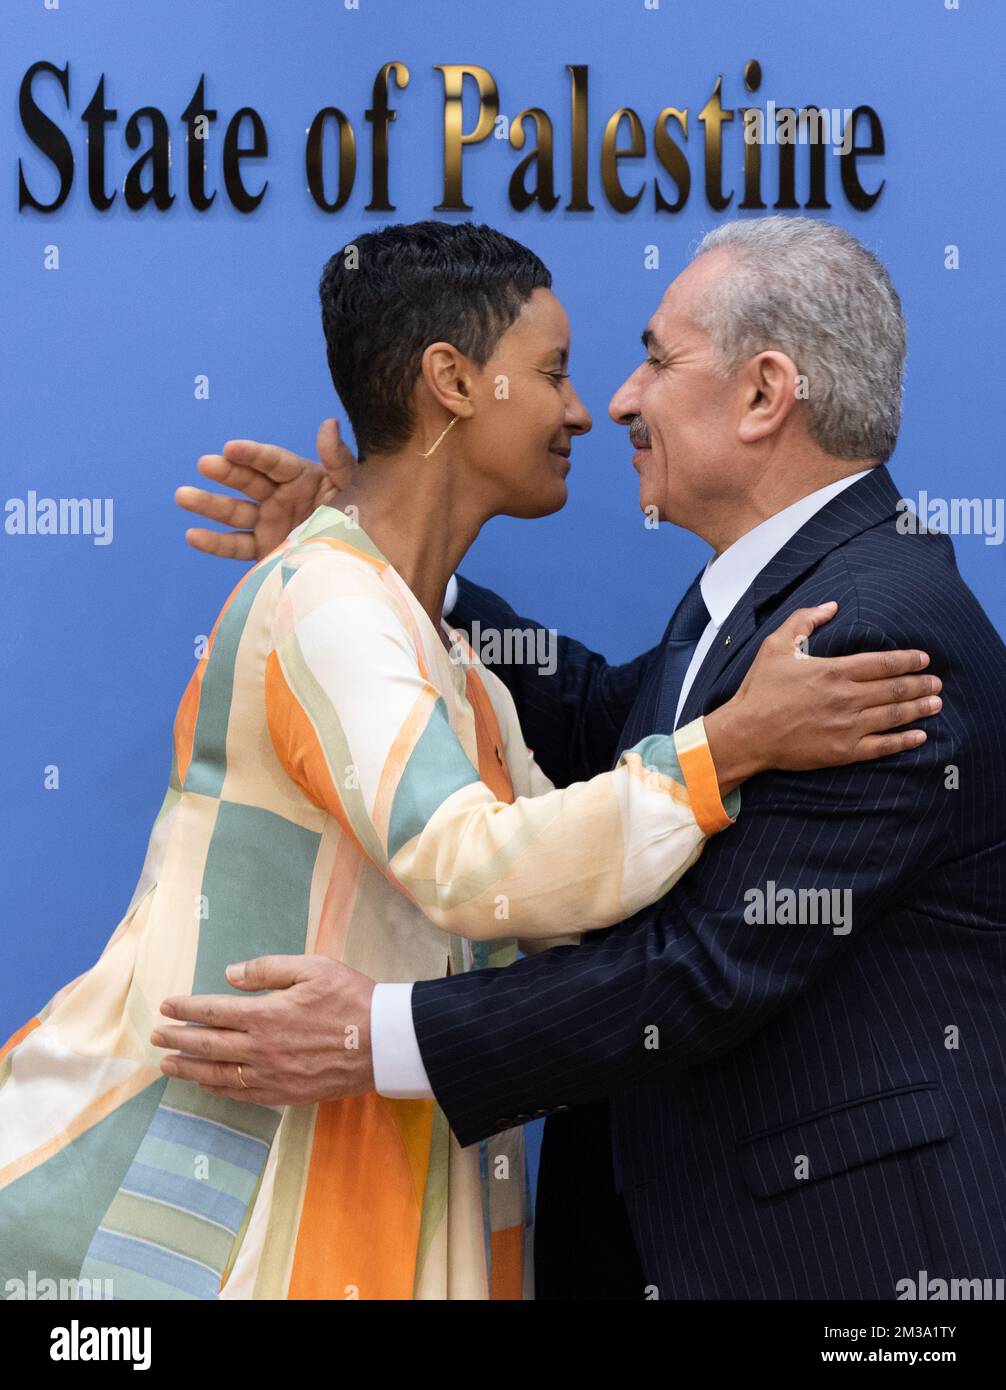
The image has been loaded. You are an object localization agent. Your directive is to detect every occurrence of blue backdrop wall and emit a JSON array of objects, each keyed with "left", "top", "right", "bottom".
[{"left": 3, "top": 0, "right": 1004, "bottom": 1037}]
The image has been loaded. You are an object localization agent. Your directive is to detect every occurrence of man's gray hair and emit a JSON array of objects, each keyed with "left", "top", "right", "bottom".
[{"left": 693, "top": 217, "right": 906, "bottom": 463}]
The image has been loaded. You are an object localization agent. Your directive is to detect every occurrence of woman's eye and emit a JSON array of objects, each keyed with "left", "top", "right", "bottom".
[{"left": 549, "top": 372, "right": 570, "bottom": 385}]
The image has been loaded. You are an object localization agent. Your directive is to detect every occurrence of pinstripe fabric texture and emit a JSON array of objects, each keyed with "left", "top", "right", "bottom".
[{"left": 418, "top": 464, "right": 1006, "bottom": 1299}]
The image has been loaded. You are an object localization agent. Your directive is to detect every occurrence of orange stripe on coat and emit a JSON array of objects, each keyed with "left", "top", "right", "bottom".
[
  {"left": 464, "top": 665, "right": 515, "bottom": 804},
  {"left": 264, "top": 650, "right": 354, "bottom": 836},
  {"left": 287, "top": 1094, "right": 434, "bottom": 1300}
]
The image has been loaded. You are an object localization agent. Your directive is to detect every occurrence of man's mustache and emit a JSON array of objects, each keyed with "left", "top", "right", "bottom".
[{"left": 628, "top": 416, "right": 651, "bottom": 448}]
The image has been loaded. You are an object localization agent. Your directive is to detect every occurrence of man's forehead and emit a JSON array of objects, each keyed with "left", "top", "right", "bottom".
[{"left": 646, "top": 254, "right": 721, "bottom": 343}]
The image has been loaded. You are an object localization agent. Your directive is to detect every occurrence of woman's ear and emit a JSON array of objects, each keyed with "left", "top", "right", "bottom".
[
  {"left": 737, "top": 350, "right": 800, "bottom": 444},
  {"left": 420, "top": 342, "right": 477, "bottom": 419}
]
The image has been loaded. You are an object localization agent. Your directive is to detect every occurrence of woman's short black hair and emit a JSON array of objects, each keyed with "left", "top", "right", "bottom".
[{"left": 319, "top": 221, "right": 552, "bottom": 459}]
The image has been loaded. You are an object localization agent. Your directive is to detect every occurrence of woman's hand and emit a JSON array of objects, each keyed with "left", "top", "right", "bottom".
[
  {"left": 175, "top": 418, "right": 355, "bottom": 560},
  {"left": 703, "top": 602, "right": 943, "bottom": 794}
]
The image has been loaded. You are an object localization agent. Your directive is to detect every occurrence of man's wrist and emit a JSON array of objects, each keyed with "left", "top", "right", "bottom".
[
  {"left": 357, "top": 976, "right": 377, "bottom": 1093},
  {"left": 370, "top": 982, "right": 436, "bottom": 1099}
]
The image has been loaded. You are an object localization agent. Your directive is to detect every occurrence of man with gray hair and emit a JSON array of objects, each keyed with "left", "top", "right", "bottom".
[
  {"left": 694, "top": 217, "right": 905, "bottom": 460},
  {"left": 172, "top": 216, "right": 1006, "bottom": 1300}
]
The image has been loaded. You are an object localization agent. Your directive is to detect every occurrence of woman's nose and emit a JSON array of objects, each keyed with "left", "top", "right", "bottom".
[{"left": 566, "top": 388, "right": 592, "bottom": 436}]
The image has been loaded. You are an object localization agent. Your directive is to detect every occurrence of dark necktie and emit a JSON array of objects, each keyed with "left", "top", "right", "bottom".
[{"left": 613, "top": 572, "right": 709, "bottom": 761}]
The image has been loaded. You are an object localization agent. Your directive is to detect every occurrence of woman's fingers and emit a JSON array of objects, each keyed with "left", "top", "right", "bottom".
[
  {"left": 773, "top": 601, "right": 839, "bottom": 650},
  {"left": 175, "top": 485, "right": 260, "bottom": 530},
  {"left": 316, "top": 418, "right": 340, "bottom": 468},
  {"left": 193, "top": 451, "right": 277, "bottom": 503},
  {"left": 858, "top": 692, "right": 943, "bottom": 735},
  {"left": 770, "top": 606, "right": 932, "bottom": 684},
  {"left": 851, "top": 729, "right": 928, "bottom": 762},
  {"left": 221, "top": 439, "right": 315, "bottom": 488},
  {"left": 181, "top": 525, "right": 257, "bottom": 560},
  {"left": 317, "top": 418, "right": 356, "bottom": 486},
  {"left": 851, "top": 672, "right": 942, "bottom": 712},
  {"left": 176, "top": 479, "right": 259, "bottom": 558},
  {"left": 831, "top": 646, "right": 931, "bottom": 682}
]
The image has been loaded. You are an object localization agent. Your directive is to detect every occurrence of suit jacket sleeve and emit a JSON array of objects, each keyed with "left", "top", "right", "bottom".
[
  {"left": 449, "top": 575, "right": 660, "bottom": 787},
  {"left": 411, "top": 617, "right": 962, "bottom": 1147}
]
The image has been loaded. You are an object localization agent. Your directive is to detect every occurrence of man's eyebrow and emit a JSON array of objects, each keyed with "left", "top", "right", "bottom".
[{"left": 641, "top": 328, "right": 662, "bottom": 354}]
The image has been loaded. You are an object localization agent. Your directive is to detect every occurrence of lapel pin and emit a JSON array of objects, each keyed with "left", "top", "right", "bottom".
[{"left": 724, "top": 635, "right": 732, "bottom": 647}]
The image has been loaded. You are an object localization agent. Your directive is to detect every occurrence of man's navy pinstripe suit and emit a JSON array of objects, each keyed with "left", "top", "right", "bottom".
[{"left": 412, "top": 464, "right": 1006, "bottom": 1299}]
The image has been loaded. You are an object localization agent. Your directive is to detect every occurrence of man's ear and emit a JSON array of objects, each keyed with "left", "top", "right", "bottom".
[
  {"left": 420, "top": 342, "right": 477, "bottom": 420},
  {"left": 737, "top": 350, "right": 800, "bottom": 444}
]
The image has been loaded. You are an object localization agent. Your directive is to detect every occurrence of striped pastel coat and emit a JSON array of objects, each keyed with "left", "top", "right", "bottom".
[{"left": 0, "top": 506, "right": 732, "bottom": 1300}]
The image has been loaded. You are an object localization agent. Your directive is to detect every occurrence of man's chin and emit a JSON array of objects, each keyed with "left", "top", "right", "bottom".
[{"left": 638, "top": 479, "right": 664, "bottom": 520}]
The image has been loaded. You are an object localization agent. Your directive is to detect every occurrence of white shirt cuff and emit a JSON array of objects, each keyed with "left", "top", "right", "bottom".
[
  {"left": 370, "top": 983, "right": 435, "bottom": 1099},
  {"left": 442, "top": 573, "right": 459, "bottom": 619}
]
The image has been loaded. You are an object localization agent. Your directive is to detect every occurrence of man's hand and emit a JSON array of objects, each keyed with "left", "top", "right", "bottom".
[
  {"left": 175, "top": 417, "right": 355, "bottom": 562},
  {"left": 150, "top": 954, "right": 376, "bottom": 1105}
]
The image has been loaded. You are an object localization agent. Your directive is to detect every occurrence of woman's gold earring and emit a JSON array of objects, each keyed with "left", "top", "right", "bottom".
[{"left": 418, "top": 414, "right": 459, "bottom": 459}]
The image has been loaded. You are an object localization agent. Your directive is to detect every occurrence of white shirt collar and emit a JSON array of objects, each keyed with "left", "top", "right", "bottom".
[{"left": 699, "top": 469, "right": 874, "bottom": 628}]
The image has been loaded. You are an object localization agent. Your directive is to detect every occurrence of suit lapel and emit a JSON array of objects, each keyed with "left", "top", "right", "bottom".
[{"left": 678, "top": 465, "right": 905, "bottom": 725}]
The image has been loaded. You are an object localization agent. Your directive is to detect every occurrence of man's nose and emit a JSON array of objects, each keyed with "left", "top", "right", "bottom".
[{"left": 608, "top": 369, "right": 641, "bottom": 425}]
